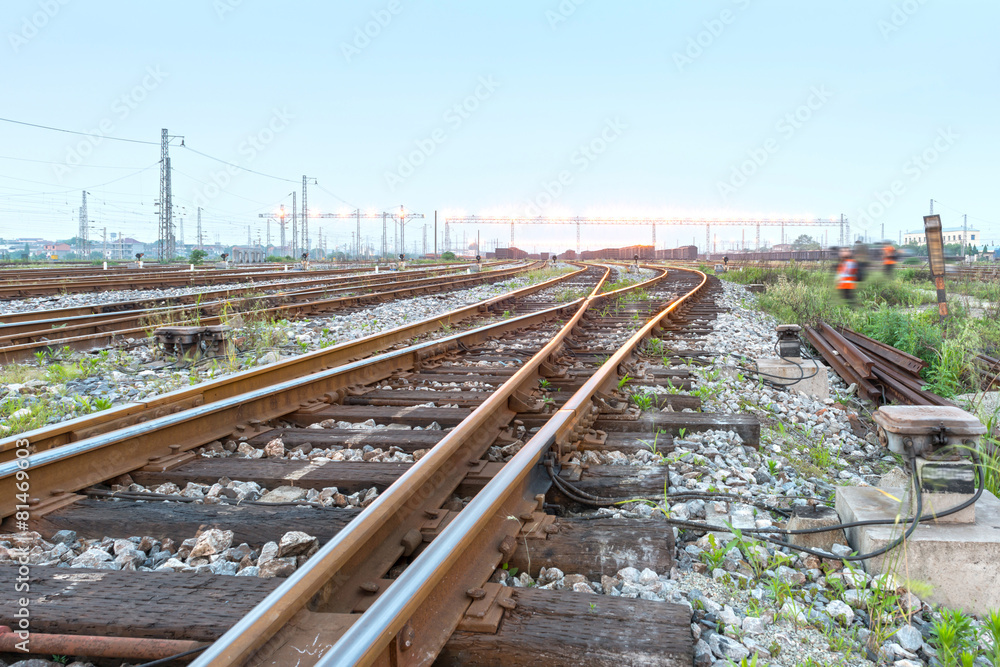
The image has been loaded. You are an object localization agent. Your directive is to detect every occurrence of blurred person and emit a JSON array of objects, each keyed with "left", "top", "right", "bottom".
[
  {"left": 836, "top": 247, "right": 859, "bottom": 302},
  {"left": 882, "top": 242, "right": 897, "bottom": 277}
]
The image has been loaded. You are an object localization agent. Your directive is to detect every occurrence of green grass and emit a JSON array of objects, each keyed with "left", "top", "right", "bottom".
[{"left": 722, "top": 265, "right": 1000, "bottom": 398}]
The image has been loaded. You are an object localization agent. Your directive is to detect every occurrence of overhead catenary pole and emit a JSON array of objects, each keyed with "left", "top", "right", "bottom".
[
  {"left": 157, "top": 129, "right": 176, "bottom": 261},
  {"left": 278, "top": 204, "right": 285, "bottom": 255},
  {"left": 302, "top": 176, "right": 310, "bottom": 259},
  {"left": 433, "top": 210, "right": 437, "bottom": 258},
  {"left": 290, "top": 191, "right": 297, "bottom": 258},
  {"left": 78, "top": 191, "right": 89, "bottom": 257},
  {"left": 963, "top": 213, "right": 968, "bottom": 258},
  {"left": 197, "top": 207, "right": 203, "bottom": 250}
]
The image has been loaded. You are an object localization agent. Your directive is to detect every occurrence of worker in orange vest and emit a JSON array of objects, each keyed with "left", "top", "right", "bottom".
[
  {"left": 836, "top": 247, "right": 859, "bottom": 302},
  {"left": 882, "top": 243, "right": 897, "bottom": 277}
]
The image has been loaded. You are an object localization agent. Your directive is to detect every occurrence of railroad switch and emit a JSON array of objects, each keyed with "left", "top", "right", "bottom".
[
  {"left": 153, "top": 325, "right": 232, "bottom": 361},
  {"left": 873, "top": 405, "right": 986, "bottom": 522},
  {"left": 775, "top": 324, "right": 803, "bottom": 358}
]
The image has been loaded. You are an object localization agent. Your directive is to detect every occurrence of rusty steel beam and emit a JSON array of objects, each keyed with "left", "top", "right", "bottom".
[
  {"left": 0, "top": 264, "right": 587, "bottom": 462},
  {"left": 834, "top": 326, "right": 927, "bottom": 376},
  {"left": 815, "top": 322, "right": 875, "bottom": 380},
  {"left": 803, "top": 326, "right": 881, "bottom": 402},
  {"left": 0, "top": 626, "right": 205, "bottom": 661}
]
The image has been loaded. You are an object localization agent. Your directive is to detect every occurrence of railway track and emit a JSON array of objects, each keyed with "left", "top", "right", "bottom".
[
  {"left": 0, "top": 263, "right": 534, "bottom": 363},
  {"left": 0, "top": 262, "right": 491, "bottom": 299},
  {"left": 0, "top": 263, "right": 490, "bottom": 324},
  {"left": 0, "top": 263, "right": 585, "bottom": 461},
  {"left": 0, "top": 264, "right": 749, "bottom": 666}
]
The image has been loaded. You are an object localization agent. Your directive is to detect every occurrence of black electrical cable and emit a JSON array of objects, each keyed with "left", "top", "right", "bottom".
[
  {"left": 132, "top": 645, "right": 207, "bottom": 667},
  {"left": 554, "top": 453, "right": 982, "bottom": 562}
]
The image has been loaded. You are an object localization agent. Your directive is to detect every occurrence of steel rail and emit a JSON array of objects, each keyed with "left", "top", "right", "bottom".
[
  {"left": 0, "top": 264, "right": 476, "bottom": 327},
  {"left": 190, "top": 265, "right": 677, "bottom": 667},
  {"left": 0, "top": 264, "right": 516, "bottom": 346},
  {"left": 0, "top": 262, "right": 496, "bottom": 298},
  {"left": 0, "top": 264, "right": 586, "bottom": 460},
  {"left": 314, "top": 267, "right": 707, "bottom": 667},
  {"left": 0, "top": 263, "right": 542, "bottom": 363},
  {"left": 0, "top": 293, "right": 587, "bottom": 518}
]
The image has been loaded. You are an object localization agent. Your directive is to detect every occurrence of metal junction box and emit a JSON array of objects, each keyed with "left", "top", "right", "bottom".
[{"left": 874, "top": 405, "right": 985, "bottom": 459}]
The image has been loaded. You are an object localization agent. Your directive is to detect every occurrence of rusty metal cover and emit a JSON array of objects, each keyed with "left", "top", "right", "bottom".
[{"left": 874, "top": 406, "right": 985, "bottom": 436}]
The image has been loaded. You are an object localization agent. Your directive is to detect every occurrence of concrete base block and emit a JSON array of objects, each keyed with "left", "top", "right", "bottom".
[
  {"left": 787, "top": 505, "right": 847, "bottom": 552},
  {"left": 836, "top": 486, "right": 1000, "bottom": 615},
  {"left": 756, "top": 357, "right": 829, "bottom": 399}
]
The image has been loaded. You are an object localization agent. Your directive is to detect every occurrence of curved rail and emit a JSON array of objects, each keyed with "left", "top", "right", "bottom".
[
  {"left": 0, "top": 263, "right": 586, "bottom": 460},
  {"left": 190, "top": 264, "right": 685, "bottom": 666},
  {"left": 317, "top": 266, "right": 707, "bottom": 666}
]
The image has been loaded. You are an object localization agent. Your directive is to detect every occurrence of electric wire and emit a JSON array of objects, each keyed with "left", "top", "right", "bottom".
[{"left": 0, "top": 116, "right": 160, "bottom": 145}]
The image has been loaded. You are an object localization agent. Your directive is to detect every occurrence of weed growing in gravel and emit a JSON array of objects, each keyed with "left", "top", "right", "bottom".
[
  {"left": 982, "top": 610, "right": 1000, "bottom": 666},
  {"left": 555, "top": 287, "right": 588, "bottom": 303},
  {"left": 644, "top": 337, "right": 665, "bottom": 356},
  {"left": 931, "top": 608, "right": 978, "bottom": 667},
  {"left": 629, "top": 390, "right": 655, "bottom": 411}
]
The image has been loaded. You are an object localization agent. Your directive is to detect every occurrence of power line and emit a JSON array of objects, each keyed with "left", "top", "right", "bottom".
[
  {"left": 0, "top": 162, "right": 158, "bottom": 199},
  {"left": 0, "top": 116, "right": 159, "bottom": 145},
  {"left": 0, "top": 154, "right": 150, "bottom": 170},
  {"left": 312, "top": 182, "right": 358, "bottom": 209},
  {"left": 181, "top": 144, "right": 299, "bottom": 184}
]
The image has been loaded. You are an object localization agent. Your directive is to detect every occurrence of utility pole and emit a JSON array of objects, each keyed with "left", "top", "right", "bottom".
[
  {"left": 78, "top": 191, "right": 89, "bottom": 257},
  {"left": 963, "top": 213, "right": 968, "bottom": 259},
  {"left": 278, "top": 204, "right": 286, "bottom": 255},
  {"left": 247, "top": 225, "right": 251, "bottom": 247},
  {"left": 356, "top": 209, "right": 361, "bottom": 259},
  {"left": 179, "top": 215, "right": 185, "bottom": 247},
  {"left": 102, "top": 227, "right": 107, "bottom": 259},
  {"left": 157, "top": 129, "right": 176, "bottom": 261},
  {"left": 291, "top": 192, "right": 298, "bottom": 258},
  {"left": 382, "top": 213, "right": 387, "bottom": 257},
  {"left": 930, "top": 199, "right": 934, "bottom": 215},
  {"left": 433, "top": 211, "right": 437, "bottom": 258},
  {"left": 301, "top": 176, "right": 316, "bottom": 259},
  {"left": 422, "top": 224, "right": 427, "bottom": 257},
  {"left": 197, "top": 207, "right": 203, "bottom": 250}
]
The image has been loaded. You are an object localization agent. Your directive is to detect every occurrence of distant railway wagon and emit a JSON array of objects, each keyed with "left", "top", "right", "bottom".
[{"left": 708, "top": 250, "right": 836, "bottom": 262}]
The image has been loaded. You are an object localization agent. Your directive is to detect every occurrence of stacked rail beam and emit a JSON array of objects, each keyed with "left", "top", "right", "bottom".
[{"left": 804, "top": 323, "right": 952, "bottom": 406}]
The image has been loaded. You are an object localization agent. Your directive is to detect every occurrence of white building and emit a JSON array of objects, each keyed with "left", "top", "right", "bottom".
[{"left": 903, "top": 226, "right": 979, "bottom": 246}]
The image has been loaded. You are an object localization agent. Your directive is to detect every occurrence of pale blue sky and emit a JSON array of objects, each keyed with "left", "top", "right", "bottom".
[{"left": 1, "top": 0, "right": 997, "bottom": 253}]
